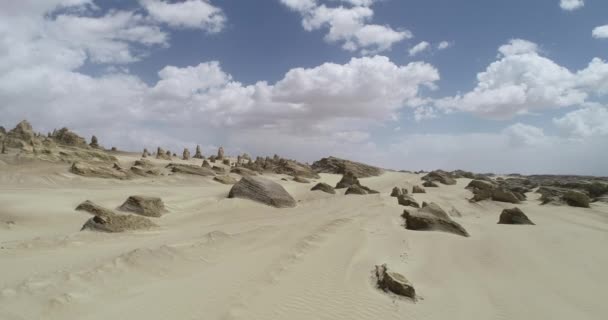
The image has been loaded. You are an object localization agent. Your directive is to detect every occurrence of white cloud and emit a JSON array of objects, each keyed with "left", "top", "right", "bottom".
[
  {"left": 560, "top": 0, "right": 584, "bottom": 11},
  {"left": 502, "top": 123, "right": 548, "bottom": 147},
  {"left": 281, "top": 1, "right": 410, "bottom": 53},
  {"left": 435, "top": 39, "right": 608, "bottom": 119},
  {"left": 554, "top": 106, "right": 608, "bottom": 138},
  {"left": 592, "top": 25, "right": 608, "bottom": 39},
  {"left": 409, "top": 41, "right": 430, "bottom": 56},
  {"left": 437, "top": 41, "right": 451, "bottom": 50},
  {"left": 139, "top": 0, "right": 226, "bottom": 32}
]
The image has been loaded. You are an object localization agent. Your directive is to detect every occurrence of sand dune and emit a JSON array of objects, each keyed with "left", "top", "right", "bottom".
[{"left": 1, "top": 153, "right": 607, "bottom": 320}]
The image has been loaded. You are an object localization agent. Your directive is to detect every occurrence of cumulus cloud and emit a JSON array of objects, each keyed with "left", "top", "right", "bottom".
[
  {"left": 553, "top": 106, "right": 608, "bottom": 138},
  {"left": 560, "top": 0, "right": 584, "bottom": 11},
  {"left": 435, "top": 39, "right": 608, "bottom": 119},
  {"left": 437, "top": 41, "right": 451, "bottom": 50},
  {"left": 592, "top": 25, "right": 608, "bottom": 39},
  {"left": 409, "top": 41, "right": 430, "bottom": 56},
  {"left": 139, "top": 0, "right": 226, "bottom": 32},
  {"left": 280, "top": 0, "right": 410, "bottom": 53},
  {"left": 502, "top": 123, "right": 548, "bottom": 147}
]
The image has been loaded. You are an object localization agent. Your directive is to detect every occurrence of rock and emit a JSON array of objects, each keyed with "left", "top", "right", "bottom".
[
  {"left": 222, "top": 159, "right": 230, "bottom": 166},
  {"left": 111, "top": 147, "right": 117, "bottom": 152},
  {"left": 345, "top": 185, "right": 368, "bottom": 195},
  {"left": 166, "top": 163, "right": 215, "bottom": 176},
  {"left": 51, "top": 127, "right": 87, "bottom": 146},
  {"left": 118, "top": 196, "right": 167, "bottom": 217},
  {"left": 81, "top": 213, "right": 156, "bottom": 233},
  {"left": 209, "top": 155, "right": 217, "bottom": 163},
  {"left": 202, "top": 160, "right": 211, "bottom": 168},
  {"left": 231, "top": 167, "right": 257, "bottom": 176},
  {"left": 312, "top": 156, "right": 384, "bottom": 178},
  {"left": 336, "top": 171, "right": 360, "bottom": 189},
  {"left": 375, "top": 264, "right": 416, "bottom": 299},
  {"left": 134, "top": 159, "right": 153, "bottom": 168},
  {"left": 412, "top": 185, "right": 426, "bottom": 194},
  {"left": 193, "top": 145, "right": 203, "bottom": 159},
  {"left": 390, "top": 187, "right": 403, "bottom": 197},
  {"left": 212, "top": 166, "right": 226, "bottom": 174},
  {"left": 1, "top": 140, "right": 5, "bottom": 154},
  {"left": 402, "top": 202, "right": 469, "bottom": 237},
  {"left": 183, "top": 148, "right": 191, "bottom": 160},
  {"left": 142, "top": 148, "right": 149, "bottom": 158},
  {"left": 8, "top": 120, "right": 35, "bottom": 142},
  {"left": 293, "top": 176, "right": 310, "bottom": 183},
  {"left": 421, "top": 170, "right": 457, "bottom": 185},
  {"left": 172, "top": 153, "right": 176, "bottom": 157},
  {"left": 449, "top": 206, "right": 462, "bottom": 217},
  {"left": 266, "top": 159, "right": 320, "bottom": 179},
  {"left": 311, "top": 182, "right": 336, "bottom": 194},
  {"left": 89, "top": 135, "right": 100, "bottom": 148},
  {"left": 156, "top": 147, "right": 171, "bottom": 160},
  {"left": 397, "top": 194, "right": 420, "bottom": 208},
  {"left": 214, "top": 175, "right": 238, "bottom": 185},
  {"left": 451, "top": 170, "right": 475, "bottom": 179},
  {"left": 70, "top": 162, "right": 130, "bottom": 180},
  {"left": 491, "top": 188, "right": 521, "bottom": 204},
  {"left": 466, "top": 179, "right": 496, "bottom": 191},
  {"left": 217, "top": 147, "right": 225, "bottom": 160},
  {"left": 422, "top": 181, "right": 439, "bottom": 188},
  {"left": 228, "top": 176, "right": 296, "bottom": 208},
  {"left": 498, "top": 207, "right": 534, "bottom": 225},
  {"left": 130, "top": 165, "right": 162, "bottom": 177},
  {"left": 75, "top": 200, "right": 115, "bottom": 217},
  {"left": 563, "top": 190, "right": 590, "bottom": 208}
]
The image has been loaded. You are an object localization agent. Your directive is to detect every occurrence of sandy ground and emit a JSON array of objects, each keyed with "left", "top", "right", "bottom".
[{"left": 1, "top": 153, "right": 607, "bottom": 320}]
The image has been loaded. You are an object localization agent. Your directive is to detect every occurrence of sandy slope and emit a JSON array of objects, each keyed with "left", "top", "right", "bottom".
[{"left": 1, "top": 154, "right": 607, "bottom": 320}]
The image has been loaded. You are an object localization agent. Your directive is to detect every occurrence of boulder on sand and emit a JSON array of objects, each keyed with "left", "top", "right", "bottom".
[
  {"left": 293, "top": 176, "right": 310, "bottom": 183},
  {"left": 156, "top": 147, "right": 171, "bottom": 160},
  {"left": 51, "top": 127, "right": 87, "bottom": 147},
  {"left": 118, "top": 196, "right": 167, "bottom": 217},
  {"left": 214, "top": 175, "right": 238, "bottom": 185},
  {"left": 142, "top": 148, "right": 149, "bottom": 158},
  {"left": 498, "top": 207, "right": 534, "bottom": 225},
  {"left": 193, "top": 145, "right": 203, "bottom": 159},
  {"left": 397, "top": 194, "right": 420, "bottom": 208},
  {"left": 491, "top": 188, "right": 521, "bottom": 204},
  {"left": 422, "top": 181, "right": 439, "bottom": 188},
  {"left": 311, "top": 182, "right": 336, "bottom": 194},
  {"left": 231, "top": 167, "right": 258, "bottom": 176},
  {"left": 77, "top": 200, "right": 157, "bottom": 233},
  {"left": 202, "top": 160, "right": 211, "bottom": 168},
  {"left": 390, "top": 187, "right": 403, "bottom": 197},
  {"left": 312, "top": 156, "right": 384, "bottom": 178},
  {"left": 228, "top": 176, "right": 296, "bottom": 208},
  {"left": 375, "top": 264, "right": 416, "bottom": 299},
  {"left": 412, "top": 185, "right": 426, "bottom": 194},
  {"left": 76, "top": 200, "right": 115, "bottom": 217},
  {"left": 166, "top": 163, "right": 215, "bottom": 176},
  {"left": 562, "top": 190, "right": 591, "bottom": 208},
  {"left": 89, "top": 135, "right": 100, "bottom": 148},
  {"left": 421, "top": 170, "right": 457, "bottom": 185},
  {"left": 335, "top": 171, "right": 360, "bottom": 189},
  {"left": 70, "top": 161, "right": 130, "bottom": 180},
  {"left": 183, "top": 148, "right": 191, "bottom": 160},
  {"left": 402, "top": 202, "right": 469, "bottom": 237},
  {"left": 217, "top": 147, "right": 225, "bottom": 160}
]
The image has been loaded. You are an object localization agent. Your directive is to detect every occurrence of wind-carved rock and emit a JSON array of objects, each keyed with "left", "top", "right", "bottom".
[
  {"left": 89, "top": 135, "right": 100, "bottom": 148},
  {"left": 193, "top": 145, "right": 203, "bottom": 159},
  {"left": 142, "top": 148, "right": 149, "bottom": 158},
  {"left": 217, "top": 147, "right": 225, "bottom": 160},
  {"left": 183, "top": 148, "right": 191, "bottom": 160}
]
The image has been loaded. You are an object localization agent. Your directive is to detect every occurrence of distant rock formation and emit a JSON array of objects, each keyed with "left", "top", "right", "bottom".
[
  {"left": 312, "top": 156, "right": 383, "bottom": 178},
  {"left": 202, "top": 160, "right": 211, "bottom": 168},
  {"left": 51, "top": 127, "right": 87, "bottom": 146},
  {"left": 222, "top": 159, "right": 230, "bottom": 166},
  {"left": 118, "top": 196, "right": 167, "bottom": 218},
  {"left": 213, "top": 175, "right": 238, "bottom": 185},
  {"left": 397, "top": 194, "right": 420, "bottom": 208},
  {"left": 193, "top": 145, "right": 203, "bottom": 159},
  {"left": 70, "top": 161, "right": 130, "bottom": 180},
  {"left": 421, "top": 170, "right": 457, "bottom": 185},
  {"left": 498, "top": 207, "right": 535, "bottom": 225},
  {"left": 209, "top": 155, "right": 217, "bottom": 163},
  {"left": 402, "top": 202, "right": 469, "bottom": 237},
  {"left": 217, "top": 147, "right": 225, "bottom": 160},
  {"left": 77, "top": 200, "right": 156, "bottom": 233},
  {"left": 89, "top": 135, "right": 100, "bottom": 148},
  {"left": 293, "top": 176, "right": 310, "bottom": 183},
  {"left": 142, "top": 148, "right": 149, "bottom": 158},
  {"left": 166, "top": 163, "right": 215, "bottom": 176},
  {"left": 422, "top": 181, "right": 439, "bottom": 188},
  {"left": 183, "top": 148, "right": 191, "bottom": 160},
  {"left": 156, "top": 147, "right": 171, "bottom": 160},
  {"left": 412, "top": 185, "right": 426, "bottom": 194},
  {"left": 231, "top": 167, "right": 257, "bottom": 176},
  {"left": 391, "top": 187, "right": 403, "bottom": 197},
  {"left": 467, "top": 179, "right": 522, "bottom": 204},
  {"left": 228, "top": 176, "right": 296, "bottom": 208},
  {"left": 375, "top": 264, "right": 416, "bottom": 299},
  {"left": 311, "top": 182, "right": 336, "bottom": 194}
]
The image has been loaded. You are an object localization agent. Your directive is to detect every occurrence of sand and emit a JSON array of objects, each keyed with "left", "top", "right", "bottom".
[{"left": 1, "top": 153, "right": 607, "bottom": 320}]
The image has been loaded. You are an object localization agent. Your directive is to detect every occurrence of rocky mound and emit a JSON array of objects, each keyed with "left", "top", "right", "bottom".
[
  {"left": 70, "top": 161, "right": 130, "bottom": 180},
  {"left": 498, "top": 207, "right": 535, "bottom": 225},
  {"left": 391, "top": 187, "right": 408, "bottom": 197},
  {"left": 193, "top": 145, "right": 204, "bottom": 159},
  {"left": 311, "top": 182, "right": 336, "bottom": 194},
  {"left": 412, "top": 185, "right": 426, "bottom": 194},
  {"left": 312, "top": 156, "right": 383, "bottom": 178},
  {"left": 118, "top": 196, "right": 167, "bottom": 217},
  {"left": 397, "top": 194, "right": 420, "bottom": 208},
  {"left": 423, "top": 181, "right": 439, "bottom": 188},
  {"left": 166, "top": 163, "right": 215, "bottom": 176},
  {"left": 231, "top": 167, "right": 258, "bottom": 176},
  {"left": 537, "top": 187, "right": 591, "bottom": 208},
  {"left": 228, "top": 176, "right": 296, "bottom": 208},
  {"left": 336, "top": 171, "right": 360, "bottom": 189},
  {"left": 467, "top": 179, "right": 522, "bottom": 204},
  {"left": 421, "top": 170, "right": 456, "bottom": 185},
  {"left": 214, "top": 175, "right": 238, "bottom": 185},
  {"left": 375, "top": 264, "right": 416, "bottom": 299},
  {"left": 77, "top": 200, "right": 156, "bottom": 233},
  {"left": 51, "top": 127, "right": 87, "bottom": 147},
  {"left": 402, "top": 202, "right": 469, "bottom": 237}
]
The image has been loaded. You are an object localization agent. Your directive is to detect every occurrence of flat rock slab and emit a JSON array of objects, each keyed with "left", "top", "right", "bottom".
[
  {"left": 118, "top": 196, "right": 167, "bottom": 217},
  {"left": 228, "top": 176, "right": 296, "bottom": 208},
  {"left": 70, "top": 161, "right": 129, "bottom": 180},
  {"left": 311, "top": 182, "right": 336, "bottom": 194},
  {"left": 166, "top": 163, "right": 215, "bottom": 176}
]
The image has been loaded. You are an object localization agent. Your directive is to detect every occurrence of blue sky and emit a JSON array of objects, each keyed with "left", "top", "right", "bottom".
[{"left": 1, "top": 0, "right": 607, "bottom": 174}]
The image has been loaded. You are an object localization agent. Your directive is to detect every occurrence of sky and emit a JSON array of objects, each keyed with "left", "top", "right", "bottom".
[{"left": 0, "top": 0, "right": 607, "bottom": 175}]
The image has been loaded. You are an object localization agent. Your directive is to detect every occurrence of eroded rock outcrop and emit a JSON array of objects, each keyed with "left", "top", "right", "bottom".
[
  {"left": 498, "top": 207, "right": 534, "bottom": 225},
  {"left": 166, "top": 163, "right": 215, "bottom": 176},
  {"left": 402, "top": 202, "right": 469, "bottom": 237},
  {"left": 118, "top": 196, "right": 167, "bottom": 217},
  {"left": 156, "top": 147, "right": 171, "bottom": 160},
  {"left": 375, "top": 264, "right": 416, "bottom": 299},
  {"left": 293, "top": 176, "right": 310, "bottom": 183},
  {"left": 421, "top": 170, "right": 456, "bottom": 185},
  {"left": 311, "top": 182, "right": 336, "bottom": 194},
  {"left": 312, "top": 156, "right": 384, "bottom": 178},
  {"left": 193, "top": 145, "right": 203, "bottom": 159},
  {"left": 397, "top": 194, "right": 420, "bottom": 208},
  {"left": 412, "top": 185, "right": 426, "bottom": 194},
  {"left": 183, "top": 148, "right": 191, "bottom": 160},
  {"left": 70, "top": 161, "right": 130, "bottom": 180},
  {"left": 422, "top": 181, "right": 439, "bottom": 188},
  {"left": 228, "top": 176, "right": 296, "bottom": 208},
  {"left": 217, "top": 147, "right": 225, "bottom": 160},
  {"left": 214, "top": 175, "right": 238, "bottom": 185},
  {"left": 77, "top": 200, "right": 156, "bottom": 232}
]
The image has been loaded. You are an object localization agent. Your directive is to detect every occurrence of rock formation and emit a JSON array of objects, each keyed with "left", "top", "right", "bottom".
[
  {"left": 402, "top": 202, "right": 469, "bottom": 237},
  {"left": 391, "top": 187, "right": 404, "bottom": 197},
  {"left": 311, "top": 182, "right": 336, "bottom": 194},
  {"left": 562, "top": 190, "right": 591, "bottom": 208},
  {"left": 209, "top": 155, "right": 217, "bottom": 163},
  {"left": 212, "top": 166, "right": 226, "bottom": 174},
  {"left": 156, "top": 147, "right": 171, "bottom": 160},
  {"left": 421, "top": 170, "right": 457, "bottom": 185},
  {"left": 375, "top": 264, "right": 416, "bottom": 299},
  {"left": 498, "top": 207, "right": 535, "bottom": 225},
  {"left": 336, "top": 171, "right": 360, "bottom": 189},
  {"left": 166, "top": 163, "right": 215, "bottom": 176},
  {"left": 75, "top": 200, "right": 115, "bottom": 217},
  {"left": 202, "top": 160, "right": 211, "bottom": 168},
  {"left": 412, "top": 185, "right": 426, "bottom": 194},
  {"left": 467, "top": 179, "right": 523, "bottom": 204},
  {"left": 77, "top": 200, "right": 156, "bottom": 232},
  {"left": 231, "top": 167, "right": 257, "bottom": 176},
  {"left": 214, "top": 175, "right": 238, "bottom": 185},
  {"left": 228, "top": 176, "right": 296, "bottom": 208},
  {"left": 293, "top": 176, "right": 310, "bottom": 183},
  {"left": 422, "top": 181, "right": 439, "bottom": 188},
  {"left": 312, "top": 156, "right": 384, "bottom": 178},
  {"left": 70, "top": 162, "right": 130, "bottom": 180},
  {"left": 183, "top": 148, "right": 191, "bottom": 160},
  {"left": 217, "top": 147, "right": 225, "bottom": 160},
  {"left": 222, "top": 159, "right": 230, "bottom": 166},
  {"left": 345, "top": 185, "right": 367, "bottom": 195},
  {"left": 51, "top": 127, "right": 87, "bottom": 146},
  {"left": 193, "top": 145, "right": 203, "bottom": 159},
  {"left": 397, "top": 194, "right": 420, "bottom": 208},
  {"left": 1, "top": 140, "right": 5, "bottom": 154},
  {"left": 118, "top": 196, "right": 167, "bottom": 218},
  {"left": 89, "top": 135, "right": 100, "bottom": 148},
  {"left": 142, "top": 148, "right": 149, "bottom": 158}
]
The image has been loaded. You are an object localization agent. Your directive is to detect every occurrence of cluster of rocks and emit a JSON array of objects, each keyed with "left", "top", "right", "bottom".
[
  {"left": 335, "top": 171, "right": 379, "bottom": 195},
  {"left": 312, "top": 156, "right": 384, "bottom": 178},
  {"left": 239, "top": 154, "right": 319, "bottom": 179},
  {"left": 537, "top": 187, "right": 591, "bottom": 208},
  {"left": 76, "top": 197, "right": 164, "bottom": 232},
  {"left": 466, "top": 179, "right": 524, "bottom": 204}
]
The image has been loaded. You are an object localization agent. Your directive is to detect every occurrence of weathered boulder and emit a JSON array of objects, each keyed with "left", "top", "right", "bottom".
[
  {"left": 51, "top": 127, "right": 87, "bottom": 146},
  {"left": 75, "top": 200, "right": 115, "bottom": 217},
  {"left": 375, "top": 264, "right": 416, "bottom": 299},
  {"left": 130, "top": 165, "right": 162, "bottom": 177},
  {"left": 312, "top": 156, "right": 384, "bottom": 178},
  {"left": 183, "top": 148, "right": 191, "bottom": 160},
  {"left": 222, "top": 159, "right": 231, "bottom": 166},
  {"left": 8, "top": 120, "right": 35, "bottom": 142},
  {"left": 231, "top": 167, "right": 258, "bottom": 176},
  {"left": 390, "top": 187, "right": 403, "bottom": 197},
  {"left": 563, "top": 190, "right": 591, "bottom": 208},
  {"left": 397, "top": 194, "right": 420, "bottom": 208},
  {"left": 212, "top": 166, "right": 226, "bottom": 174},
  {"left": 142, "top": 148, "right": 149, "bottom": 158},
  {"left": 193, "top": 145, "right": 203, "bottom": 159},
  {"left": 422, "top": 170, "right": 457, "bottom": 185},
  {"left": 451, "top": 170, "right": 475, "bottom": 179},
  {"left": 491, "top": 188, "right": 521, "bottom": 204},
  {"left": 118, "top": 196, "right": 167, "bottom": 217},
  {"left": 70, "top": 162, "right": 130, "bottom": 180},
  {"left": 209, "top": 155, "right": 217, "bottom": 163},
  {"left": 466, "top": 179, "right": 496, "bottom": 191},
  {"left": 202, "top": 160, "right": 211, "bottom": 168},
  {"left": 217, "top": 147, "right": 225, "bottom": 160},
  {"left": 166, "top": 163, "right": 215, "bottom": 176},
  {"left": 335, "top": 171, "right": 360, "bottom": 189},
  {"left": 498, "top": 207, "right": 534, "bottom": 225},
  {"left": 81, "top": 213, "right": 156, "bottom": 233},
  {"left": 311, "top": 182, "right": 336, "bottom": 194},
  {"left": 412, "top": 185, "right": 426, "bottom": 194},
  {"left": 214, "top": 175, "right": 238, "bottom": 185},
  {"left": 156, "top": 147, "right": 171, "bottom": 160},
  {"left": 422, "top": 181, "right": 439, "bottom": 188},
  {"left": 89, "top": 135, "right": 100, "bottom": 148},
  {"left": 228, "top": 176, "right": 296, "bottom": 208},
  {"left": 293, "top": 176, "right": 310, "bottom": 183},
  {"left": 402, "top": 202, "right": 469, "bottom": 237},
  {"left": 345, "top": 185, "right": 367, "bottom": 195}
]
